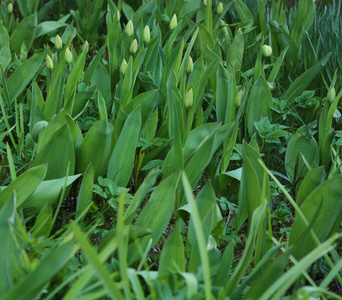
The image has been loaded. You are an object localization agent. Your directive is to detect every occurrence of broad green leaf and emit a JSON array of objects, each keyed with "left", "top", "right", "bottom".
[
  {"left": 182, "top": 172, "right": 211, "bottom": 299},
  {"left": 64, "top": 46, "right": 88, "bottom": 107},
  {"left": 158, "top": 223, "right": 185, "bottom": 276},
  {"left": 0, "top": 193, "right": 17, "bottom": 295},
  {"left": 0, "top": 164, "right": 47, "bottom": 209},
  {"left": 108, "top": 107, "right": 141, "bottom": 187},
  {"left": 76, "top": 120, "right": 114, "bottom": 180},
  {"left": 289, "top": 175, "right": 342, "bottom": 259},
  {"left": 285, "top": 126, "right": 319, "bottom": 183},
  {"left": 284, "top": 53, "right": 331, "bottom": 101},
  {"left": 246, "top": 76, "right": 272, "bottom": 135},
  {"left": 76, "top": 163, "right": 94, "bottom": 219},
  {"left": 35, "top": 21, "right": 68, "bottom": 38},
  {"left": 6, "top": 52, "right": 44, "bottom": 102},
  {"left": 124, "top": 169, "right": 160, "bottom": 225},
  {"left": 33, "top": 124, "right": 75, "bottom": 180},
  {"left": 291, "top": 0, "right": 314, "bottom": 46},
  {"left": 19, "top": 174, "right": 81, "bottom": 214},
  {"left": 227, "top": 27, "right": 244, "bottom": 75},
  {"left": 9, "top": 14, "right": 37, "bottom": 53},
  {"left": 128, "top": 172, "right": 179, "bottom": 265},
  {"left": 296, "top": 167, "right": 325, "bottom": 206}
]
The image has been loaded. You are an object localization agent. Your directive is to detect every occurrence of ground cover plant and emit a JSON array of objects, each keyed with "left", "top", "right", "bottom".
[{"left": 0, "top": 0, "right": 342, "bottom": 298}]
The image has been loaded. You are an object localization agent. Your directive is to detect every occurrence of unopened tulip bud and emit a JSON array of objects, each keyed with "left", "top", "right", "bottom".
[
  {"left": 185, "top": 88, "right": 193, "bottom": 109},
  {"left": 65, "top": 47, "right": 73, "bottom": 64},
  {"left": 169, "top": 14, "right": 177, "bottom": 31},
  {"left": 143, "top": 25, "right": 151, "bottom": 44},
  {"left": 130, "top": 39, "right": 138, "bottom": 54},
  {"left": 125, "top": 20, "right": 134, "bottom": 37},
  {"left": 46, "top": 54, "right": 54, "bottom": 70},
  {"left": 116, "top": 10, "right": 121, "bottom": 21},
  {"left": 262, "top": 44, "right": 272, "bottom": 57},
  {"left": 120, "top": 59, "right": 128, "bottom": 75},
  {"left": 327, "top": 87, "right": 336, "bottom": 103},
  {"left": 217, "top": 2, "right": 223, "bottom": 14},
  {"left": 186, "top": 56, "right": 193, "bottom": 74},
  {"left": 55, "top": 34, "right": 63, "bottom": 50},
  {"left": 203, "top": 0, "right": 207, "bottom": 7},
  {"left": 82, "top": 40, "right": 89, "bottom": 52},
  {"left": 234, "top": 90, "right": 243, "bottom": 107},
  {"left": 7, "top": 3, "right": 13, "bottom": 14}
]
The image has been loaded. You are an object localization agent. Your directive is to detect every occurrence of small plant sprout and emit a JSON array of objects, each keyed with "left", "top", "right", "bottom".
[
  {"left": 262, "top": 44, "right": 272, "bottom": 57},
  {"left": 65, "top": 47, "right": 73, "bottom": 64},
  {"left": 169, "top": 14, "right": 177, "bottom": 31},
  {"left": 55, "top": 34, "right": 63, "bottom": 50},
  {"left": 143, "top": 25, "right": 151, "bottom": 44},
  {"left": 120, "top": 59, "right": 128, "bottom": 75},
  {"left": 217, "top": 2, "right": 223, "bottom": 14},
  {"left": 186, "top": 56, "right": 193, "bottom": 74},
  {"left": 125, "top": 20, "right": 134, "bottom": 37},
  {"left": 46, "top": 55, "right": 54, "bottom": 70},
  {"left": 130, "top": 39, "right": 138, "bottom": 54}
]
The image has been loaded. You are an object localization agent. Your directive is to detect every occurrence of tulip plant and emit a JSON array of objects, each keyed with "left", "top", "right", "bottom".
[{"left": 0, "top": 0, "right": 342, "bottom": 299}]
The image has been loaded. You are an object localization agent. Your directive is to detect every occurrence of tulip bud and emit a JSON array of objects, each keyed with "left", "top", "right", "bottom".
[
  {"left": 120, "top": 59, "right": 128, "bottom": 75},
  {"left": 7, "top": 3, "right": 13, "bottom": 14},
  {"left": 327, "top": 87, "right": 336, "bottom": 103},
  {"left": 234, "top": 90, "right": 243, "bottom": 107},
  {"left": 130, "top": 39, "right": 138, "bottom": 54},
  {"left": 203, "top": 0, "right": 207, "bottom": 7},
  {"left": 186, "top": 56, "right": 193, "bottom": 74},
  {"left": 116, "top": 10, "right": 121, "bottom": 21},
  {"left": 169, "top": 14, "right": 177, "bottom": 31},
  {"left": 31, "top": 121, "right": 49, "bottom": 142},
  {"left": 185, "top": 87, "right": 193, "bottom": 109},
  {"left": 82, "top": 40, "right": 89, "bottom": 52},
  {"left": 262, "top": 44, "right": 272, "bottom": 57},
  {"left": 46, "top": 54, "right": 54, "bottom": 70},
  {"left": 143, "top": 25, "right": 151, "bottom": 44},
  {"left": 125, "top": 20, "right": 134, "bottom": 37},
  {"left": 65, "top": 47, "right": 73, "bottom": 64},
  {"left": 217, "top": 2, "right": 223, "bottom": 14},
  {"left": 55, "top": 34, "right": 63, "bottom": 50}
]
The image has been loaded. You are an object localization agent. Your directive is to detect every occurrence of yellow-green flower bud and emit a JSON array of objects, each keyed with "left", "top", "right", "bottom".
[
  {"left": 262, "top": 44, "right": 272, "bottom": 57},
  {"left": 203, "top": 0, "right": 207, "bottom": 7},
  {"left": 217, "top": 2, "right": 223, "bottom": 14},
  {"left": 46, "top": 54, "right": 54, "bottom": 70},
  {"left": 327, "top": 87, "right": 336, "bottom": 103},
  {"left": 120, "top": 59, "right": 128, "bottom": 75},
  {"left": 143, "top": 25, "right": 151, "bottom": 44},
  {"left": 185, "top": 87, "right": 193, "bottom": 109},
  {"left": 234, "top": 90, "right": 243, "bottom": 107},
  {"left": 32, "top": 121, "right": 49, "bottom": 142},
  {"left": 125, "top": 20, "right": 134, "bottom": 37},
  {"left": 55, "top": 34, "right": 63, "bottom": 50},
  {"left": 186, "top": 56, "right": 193, "bottom": 74},
  {"left": 82, "top": 40, "right": 89, "bottom": 52},
  {"left": 169, "top": 14, "right": 177, "bottom": 31},
  {"left": 130, "top": 39, "right": 138, "bottom": 54},
  {"left": 116, "top": 10, "right": 121, "bottom": 21},
  {"left": 65, "top": 47, "right": 73, "bottom": 64},
  {"left": 7, "top": 3, "right": 13, "bottom": 14}
]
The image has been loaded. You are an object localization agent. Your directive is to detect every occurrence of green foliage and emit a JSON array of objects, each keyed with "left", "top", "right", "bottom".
[{"left": 0, "top": 0, "right": 341, "bottom": 299}]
